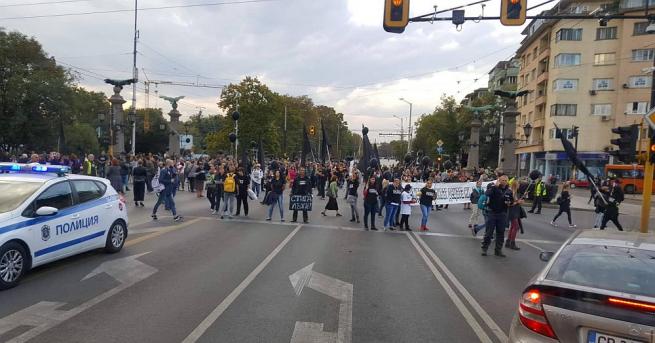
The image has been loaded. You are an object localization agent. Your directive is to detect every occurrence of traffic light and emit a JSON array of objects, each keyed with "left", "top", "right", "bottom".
[
  {"left": 309, "top": 126, "right": 316, "bottom": 136},
  {"left": 650, "top": 140, "right": 655, "bottom": 164},
  {"left": 500, "top": 0, "right": 527, "bottom": 26},
  {"left": 609, "top": 125, "right": 639, "bottom": 164},
  {"left": 383, "top": 0, "right": 410, "bottom": 34}
]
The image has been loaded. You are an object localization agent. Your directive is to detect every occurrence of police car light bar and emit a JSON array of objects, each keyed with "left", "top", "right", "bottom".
[{"left": 0, "top": 163, "right": 70, "bottom": 175}]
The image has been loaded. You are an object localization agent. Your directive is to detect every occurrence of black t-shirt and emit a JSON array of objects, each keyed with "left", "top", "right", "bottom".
[
  {"left": 364, "top": 185, "right": 379, "bottom": 204},
  {"left": 271, "top": 178, "right": 285, "bottom": 194},
  {"left": 386, "top": 184, "right": 402, "bottom": 204},
  {"left": 486, "top": 185, "right": 513, "bottom": 214},
  {"left": 292, "top": 176, "right": 311, "bottom": 195},
  {"left": 347, "top": 179, "right": 359, "bottom": 196},
  {"left": 419, "top": 187, "right": 436, "bottom": 206},
  {"left": 236, "top": 174, "right": 248, "bottom": 194}
]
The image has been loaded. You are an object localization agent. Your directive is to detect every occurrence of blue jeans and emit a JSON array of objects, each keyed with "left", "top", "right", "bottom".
[
  {"left": 268, "top": 193, "right": 284, "bottom": 219},
  {"left": 121, "top": 175, "right": 129, "bottom": 191},
  {"left": 420, "top": 204, "right": 430, "bottom": 226},
  {"left": 474, "top": 212, "right": 488, "bottom": 234},
  {"left": 384, "top": 204, "right": 398, "bottom": 228},
  {"left": 251, "top": 181, "right": 261, "bottom": 197},
  {"left": 153, "top": 191, "right": 177, "bottom": 217}
]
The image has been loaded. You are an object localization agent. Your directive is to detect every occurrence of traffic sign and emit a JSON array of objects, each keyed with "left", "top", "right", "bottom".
[
  {"left": 436, "top": 139, "right": 444, "bottom": 147},
  {"left": 436, "top": 147, "right": 444, "bottom": 154},
  {"left": 180, "top": 135, "right": 193, "bottom": 150},
  {"left": 645, "top": 107, "right": 655, "bottom": 130}
]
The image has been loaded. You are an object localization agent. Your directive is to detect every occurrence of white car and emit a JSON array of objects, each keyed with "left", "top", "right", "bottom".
[{"left": 0, "top": 163, "right": 128, "bottom": 290}]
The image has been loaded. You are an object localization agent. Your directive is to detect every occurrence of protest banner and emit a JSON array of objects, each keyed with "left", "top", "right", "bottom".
[
  {"left": 403, "top": 181, "right": 494, "bottom": 205},
  {"left": 289, "top": 194, "right": 313, "bottom": 211}
]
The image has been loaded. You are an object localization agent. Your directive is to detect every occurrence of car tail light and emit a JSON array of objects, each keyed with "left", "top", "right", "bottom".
[
  {"left": 518, "top": 289, "right": 558, "bottom": 339},
  {"left": 608, "top": 297, "right": 655, "bottom": 313}
]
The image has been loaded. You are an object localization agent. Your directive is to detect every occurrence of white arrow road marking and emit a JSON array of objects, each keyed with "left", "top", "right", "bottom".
[
  {"left": 289, "top": 263, "right": 353, "bottom": 343},
  {"left": 0, "top": 253, "right": 158, "bottom": 343}
]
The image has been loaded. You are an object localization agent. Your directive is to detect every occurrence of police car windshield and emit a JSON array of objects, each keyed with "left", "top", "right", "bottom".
[{"left": 0, "top": 181, "right": 43, "bottom": 213}]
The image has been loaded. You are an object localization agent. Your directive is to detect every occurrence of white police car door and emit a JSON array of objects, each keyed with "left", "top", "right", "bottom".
[
  {"left": 27, "top": 181, "right": 79, "bottom": 264},
  {"left": 70, "top": 180, "right": 109, "bottom": 248}
]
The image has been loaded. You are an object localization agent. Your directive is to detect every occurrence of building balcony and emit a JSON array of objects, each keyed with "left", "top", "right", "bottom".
[
  {"left": 537, "top": 70, "right": 548, "bottom": 84},
  {"left": 519, "top": 138, "right": 544, "bottom": 149},
  {"left": 535, "top": 94, "right": 546, "bottom": 106},
  {"left": 538, "top": 47, "right": 550, "bottom": 60}
]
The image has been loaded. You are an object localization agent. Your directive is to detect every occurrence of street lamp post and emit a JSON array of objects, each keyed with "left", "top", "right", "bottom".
[
  {"left": 393, "top": 115, "right": 405, "bottom": 143},
  {"left": 399, "top": 98, "right": 412, "bottom": 153}
]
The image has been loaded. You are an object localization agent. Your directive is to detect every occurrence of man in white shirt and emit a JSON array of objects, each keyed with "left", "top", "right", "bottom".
[{"left": 250, "top": 164, "right": 264, "bottom": 198}]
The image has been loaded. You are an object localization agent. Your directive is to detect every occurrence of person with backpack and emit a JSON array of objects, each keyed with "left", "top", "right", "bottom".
[
  {"left": 235, "top": 167, "right": 250, "bottom": 216},
  {"left": 321, "top": 175, "right": 341, "bottom": 217},
  {"left": 221, "top": 166, "right": 237, "bottom": 219},
  {"left": 468, "top": 180, "right": 483, "bottom": 229},
  {"left": 151, "top": 159, "right": 182, "bottom": 222},
  {"left": 551, "top": 182, "right": 576, "bottom": 228},
  {"left": 418, "top": 178, "right": 436, "bottom": 232},
  {"left": 472, "top": 183, "right": 493, "bottom": 236},
  {"left": 266, "top": 169, "right": 286, "bottom": 221}
]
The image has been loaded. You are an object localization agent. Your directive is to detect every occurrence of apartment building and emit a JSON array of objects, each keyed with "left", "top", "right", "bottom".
[
  {"left": 488, "top": 59, "right": 520, "bottom": 93},
  {"left": 514, "top": 0, "right": 654, "bottom": 180}
]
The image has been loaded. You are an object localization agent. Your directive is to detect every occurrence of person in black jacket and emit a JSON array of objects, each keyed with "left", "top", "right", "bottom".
[
  {"left": 481, "top": 175, "right": 512, "bottom": 257},
  {"left": 291, "top": 168, "right": 311, "bottom": 223},
  {"left": 132, "top": 160, "right": 147, "bottom": 207},
  {"left": 551, "top": 182, "right": 576, "bottom": 228},
  {"left": 235, "top": 167, "right": 250, "bottom": 216},
  {"left": 600, "top": 179, "right": 624, "bottom": 231},
  {"left": 383, "top": 178, "right": 401, "bottom": 231},
  {"left": 363, "top": 176, "right": 379, "bottom": 230}
]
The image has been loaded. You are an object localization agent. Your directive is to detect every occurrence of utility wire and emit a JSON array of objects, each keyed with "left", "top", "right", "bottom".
[
  {"left": 0, "top": 0, "right": 282, "bottom": 20},
  {"left": 0, "top": 0, "right": 96, "bottom": 8},
  {"left": 528, "top": 0, "right": 557, "bottom": 11}
]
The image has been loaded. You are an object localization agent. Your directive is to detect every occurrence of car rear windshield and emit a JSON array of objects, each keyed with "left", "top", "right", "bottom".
[
  {"left": 0, "top": 181, "right": 43, "bottom": 213},
  {"left": 546, "top": 244, "right": 655, "bottom": 298}
]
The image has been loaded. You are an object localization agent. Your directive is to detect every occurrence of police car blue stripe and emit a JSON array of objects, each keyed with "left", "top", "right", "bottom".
[
  {"left": 34, "top": 230, "right": 106, "bottom": 257},
  {"left": 0, "top": 195, "right": 117, "bottom": 235}
]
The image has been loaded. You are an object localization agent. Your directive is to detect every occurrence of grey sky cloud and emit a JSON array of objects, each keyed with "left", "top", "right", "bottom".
[{"left": 0, "top": 0, "right": 553, "bottom": 142}]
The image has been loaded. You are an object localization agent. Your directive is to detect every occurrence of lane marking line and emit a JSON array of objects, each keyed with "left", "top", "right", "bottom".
[
  {"left": 181, "top": 224, "right": 303, "bottom": 343},
  {"left": 405, "top": 233, "right": 494, "bottom": 343},
  {"left": 522, "top": 241, "right": 545, "bottom": 252},
  {"left": 125, "top": 218, "right": 201, "bottom": 248},
  {"left": 413, "top": 233, "right": 509, "bottom": 343}
]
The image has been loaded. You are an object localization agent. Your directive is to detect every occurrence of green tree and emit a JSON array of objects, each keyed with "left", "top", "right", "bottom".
[
  {"left": 65, "top": 123, "right": 99, "bottom": 156},
  {"left": 413, "top": 95, "right": 468, "bottom": 160},
  {"left": 134, "top": 108, "right": 168, "bottom": 154}
]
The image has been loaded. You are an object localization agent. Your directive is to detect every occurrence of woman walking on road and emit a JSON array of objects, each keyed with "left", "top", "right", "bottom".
[
  {"left": 505, "top": 181, "right": 523, "bottom": 251},
  {"left": 383, "top": 178, "right": 401, "bottom": 231},
  {"left": 107, "top": 158, "right": 124, "bottom": 195},
  {"left": 132, "top": 160, "right": 147, "bottom": 207},
  {"left": 346, "top": 172, "right": 360, "bottom": 223},
  {"left": 399, "top": 184, "right": 413, "bottom": 231},
  {"left": 363, "top": 176, "right": 379, "bottom": 230},
  {"left": 551, "top": 182, "right": 576, "bottom": 228},
  {"left": 418, "top": 179, "right": 436, "bottom": 231},
  {"left": 321, "top": 176, "right": 341, "bottom": 217},
  {"left": 266, "top": 170, "right": 286, "bottom": 221}
]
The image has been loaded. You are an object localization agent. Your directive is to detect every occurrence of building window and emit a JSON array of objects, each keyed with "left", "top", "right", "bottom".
[
  {"left": 593, "top": 78, "right": 613, "bottom": 90},
  {"left": 507, "top": 76, "right": 517, "bottom": 84},
  {"left": 596, "top": 27, "right": 617, "bottom": 40},
  {"left": 634, "top": 22, "right": 649, "bottom": 35},
  {"left": 533, "top": 47, "right": 538, "bottom": 60},
  {"left": 626, "top": 102, "right": 650, "bottom": 115},
  {"left": 632, "top": 49, "right": 655, "bottom": 61},
  {"left": 555, "top": 53, "right": 581, "bottom": 67},
  {"left": 553, "top": 79, "right": 578, "bottom": 91},
  {"left": 620, "top": 0, "right": 655, "bottom": 9},
  {"left": 628, "top": 76, "right": 652, "bottom": 88},
  {"left": 556, "top": 28, "right": 583, "bottom": 41},
  {"left": 591, "top": 104, "right": 612, "bottom": 116},
  {"left": 550, "top": 104, "right": 577, "bottom": 116},
  {"left": 550, "top": 128, "right": 573, "bottom": 139},
  {"left": 594, "top": 53, "right": 616, "bottom": 65}
]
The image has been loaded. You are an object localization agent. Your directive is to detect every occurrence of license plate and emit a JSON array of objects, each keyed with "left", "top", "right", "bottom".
[{"left": 587, "top": 330, "right": 644, "bottom": 343}]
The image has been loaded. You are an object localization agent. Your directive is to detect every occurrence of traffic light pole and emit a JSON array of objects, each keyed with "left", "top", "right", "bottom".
[{"left": 640, "top": 57, "right": 655, "bottom": 234}]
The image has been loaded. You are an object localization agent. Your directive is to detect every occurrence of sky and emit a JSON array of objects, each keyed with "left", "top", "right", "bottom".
[{"left": 0, "top": 0, "right": 555, "bottom": 142}]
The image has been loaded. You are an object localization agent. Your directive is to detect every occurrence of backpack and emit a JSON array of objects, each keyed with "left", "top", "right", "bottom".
[
  {"left": 224, "top": 173, "right": 236, "bottom": 193},
  {"left": 151, "top": 168, "right": 165, "bottom": 192},
  {"left": 470, "top": 188, "right": 480, "bottom": 204}
]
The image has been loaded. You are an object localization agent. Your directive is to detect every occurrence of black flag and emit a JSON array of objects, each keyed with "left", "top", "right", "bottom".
[
  {"left": 320, "top": 120, "right": 330, "bottom": 164},
  {"left": 373, "top": 143, "right": 380, "bottom": 161},
  {"left": 557, "top": 125, "right": 607, "bottom": 204},
  {"left": 302, "top": 124, "right": 311, "bottom": 166},
  {"left": 358, "top": 125, "right": 372, "bottom": 172}
]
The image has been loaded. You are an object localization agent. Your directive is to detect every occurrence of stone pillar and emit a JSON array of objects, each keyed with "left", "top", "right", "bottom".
[
  {"left": 499, "top": 103, "right": 519, "bottom": 175},
  {"left": 108, "top": 86, "right": 126, "bottom": 156},
  {"left": 168, "top": 108, "right": 181, "bottom": 157},
  {"left": 467, "top": 117, "right": 482, "bottom": 170}
]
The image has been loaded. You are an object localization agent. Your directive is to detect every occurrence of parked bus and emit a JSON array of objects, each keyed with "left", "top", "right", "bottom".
[{"left": 604, "top": 164, "right": 655, "bottom": 194}]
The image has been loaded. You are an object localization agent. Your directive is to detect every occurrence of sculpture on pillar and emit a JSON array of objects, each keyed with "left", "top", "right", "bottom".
[
  {"left": 104, "top": 78, "right": 136, "bottom": 90},
  {"left": 494, "top": 89, "right": 532, "bottom": 176},
  {"left": 464, "top": 105, "right": 496, "bottom": 170},
  {"left": 160, "top": 95, "right": 185, "bottom": 157}
]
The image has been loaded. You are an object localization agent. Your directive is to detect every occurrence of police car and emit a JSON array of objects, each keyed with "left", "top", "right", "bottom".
[{"left": 0, "top": 163, "right": 128, "bottom": 290}]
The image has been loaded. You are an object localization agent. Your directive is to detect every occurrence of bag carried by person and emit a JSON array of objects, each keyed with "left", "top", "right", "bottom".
[
  {"left": 247, "top": 188, "right": 257, "bottom": 200},
  {"left": 151, "top": 169, "right": 165, "bottom": 193},
  {"left": 224, "top": 173, "right": 236, "bottom": 193}
]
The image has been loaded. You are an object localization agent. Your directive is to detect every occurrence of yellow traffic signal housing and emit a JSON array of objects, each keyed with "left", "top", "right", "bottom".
[
  {"left": 500, "top": 0, "right": 527, "bottom": 26},
  {"left": 384, "top": 0, "right": 410, "bottom": 33},
  {"left": 309, "top": 126, "right": 316, "bottom": 136}
]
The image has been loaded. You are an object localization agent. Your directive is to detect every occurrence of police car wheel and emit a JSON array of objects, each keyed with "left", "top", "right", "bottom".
[
  {"left": 105, "top": 221, "right": 126, "bottom": 253},
  {"left": 0, "top": 242, "right": 27, "bottom": 290}
]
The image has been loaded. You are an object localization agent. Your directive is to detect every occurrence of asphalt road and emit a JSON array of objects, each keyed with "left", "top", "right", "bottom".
[{"left": 0, "top": 186, "right": 645, "bottom": 343}]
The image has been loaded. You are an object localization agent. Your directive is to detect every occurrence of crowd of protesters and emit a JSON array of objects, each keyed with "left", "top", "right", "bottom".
[{"left": 1, "top": 150, "right": 628, "bottom": 257}]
